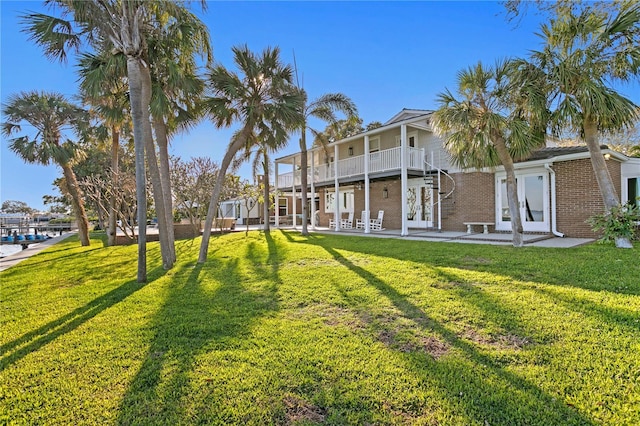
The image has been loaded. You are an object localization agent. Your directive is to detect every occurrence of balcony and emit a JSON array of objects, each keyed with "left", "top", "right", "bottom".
[{"left": 277, "top": 146, "right": 426, "bottom": 188}]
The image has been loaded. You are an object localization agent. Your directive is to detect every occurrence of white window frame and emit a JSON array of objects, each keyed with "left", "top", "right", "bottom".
[
  {"left": 324, "top": 189, "right": 355, "bottom": 213},
  {"left": 369, "top": 137, "right": 380, "bottom": 153},
  {"left": 278, "top": 198, "right": 288, "bottom": 216},
  {"left": 324, "top": 191, "right": 335, "bottom": 213},
  {"left": 396, "top": 131, "right": 418, "bottom": 148}
]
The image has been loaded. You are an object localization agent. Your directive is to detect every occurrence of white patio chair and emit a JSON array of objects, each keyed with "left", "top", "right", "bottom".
[
  {"left": 370, "top": 210, "right": 384, "bottom": 231},
  {"left": 341, "top": 211, "right": 354, "bottom": 229},
  {"left": 355, "top": 211, "right": 368, "bottom": 229},
  {"left": 329, "top": 214, "right": 337, "bottom": 229}
]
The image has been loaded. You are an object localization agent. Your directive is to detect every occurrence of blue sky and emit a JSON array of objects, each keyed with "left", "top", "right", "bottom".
[{"left": 2, "top": 1, "right": 637, "bottom": 211}]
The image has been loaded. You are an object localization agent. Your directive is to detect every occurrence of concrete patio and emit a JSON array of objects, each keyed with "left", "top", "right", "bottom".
[{"left": 282, "top": 225, "right": 595, "bottom": 248}]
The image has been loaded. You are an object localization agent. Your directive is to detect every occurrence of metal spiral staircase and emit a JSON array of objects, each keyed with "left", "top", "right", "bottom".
[{"left": 424, "top": 154, "right": 456, "bottom": 230}]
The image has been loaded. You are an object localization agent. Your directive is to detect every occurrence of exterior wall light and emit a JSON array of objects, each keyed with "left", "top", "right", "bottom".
[
  {"left": 383, "top": 186, "right": 388, "bottom": 198},
  {"left": 348, "top": 146, "right": 354, "bottom": 156},
  {"left": 604, "top": 153, "right": 611, "bottom": 160}
]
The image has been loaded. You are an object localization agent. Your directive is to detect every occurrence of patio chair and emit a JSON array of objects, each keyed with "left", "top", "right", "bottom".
[
  {"left": 341, "top": 211, "right": 354, "bottom": 229},
  {"left": 370, "top": 210, "right": 385, "bottom": 231},
  {"left": 355, "top": 211, "right": 368, "bottom": 229},
  {"left": 329, "top": 216, "right": 336, "bottom": 229}
]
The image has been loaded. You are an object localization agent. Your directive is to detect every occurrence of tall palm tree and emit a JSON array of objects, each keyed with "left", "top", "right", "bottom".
[
  {"left": 527, "top": 3, "right": 640, "bottom": 248},
  {"left": 432, "top": 62, "right": 546, "bottom": 247},
  {"left": 2, "top": 91, "right": 92, "bottom": 246},
  {"left": 22, "top": 0, "right": 209, "bottom": 280},
  {"left": 198, "top": 45, "right": 304, "bottom": 263},
  {"left": 296, "top": 91, "right": 357, "bottom": 236},
  {"left": 147, "top": 12, "right": 212, "bottom": 264}
]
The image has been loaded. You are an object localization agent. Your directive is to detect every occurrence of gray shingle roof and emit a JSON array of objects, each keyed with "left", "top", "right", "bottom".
[{"left": 519, "top": 145, "right": 608, "bottom": 162}]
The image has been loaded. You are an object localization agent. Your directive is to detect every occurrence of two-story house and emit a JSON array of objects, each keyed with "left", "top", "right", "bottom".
[{"left": 273, "top": 109, "right": 640, "bottom": 238}]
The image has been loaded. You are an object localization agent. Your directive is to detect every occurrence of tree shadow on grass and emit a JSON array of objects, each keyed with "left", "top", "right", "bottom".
[
  {"left": 0, "top": 273, "right": 157, "bottom": 372},
  {"left": 299, "top": 231, "right": 640, "bottom": 295},
  {"left": 316, "top": 243, "right": 594, "bottom": 425},
  {"left": 529, "top": 283, "right": 640, "bottom": 334},
  {"left": 116, "top": 247, "right": 281, "bottom": 424}
]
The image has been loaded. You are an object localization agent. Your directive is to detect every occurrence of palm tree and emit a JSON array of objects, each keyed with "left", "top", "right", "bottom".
[
  {"left": 147, "top": 13, "right": 212, "bottom": 264},
  {"left": 198, "top": 45, "right": 304, "bottom": 263},
  {"left": 432, "top": 62, "right": 546, "bottom": 247},
  {"left": 2, "top": 91, "right": 92, "bottom": 246},
  {"left": 235, "top": 128, "right": 289, "bottom": 232},
  {"left": 527, "top": 3, "right": 640, "bottom": 248},
  {"left": 77, "top": 51, "right": 131, "bottom": 246},
  {"left": 22, "top": 0, "right": 210, "bottom": 280},
  {"left": 296, "top": 91, "right": 357, "bottom": 235}
]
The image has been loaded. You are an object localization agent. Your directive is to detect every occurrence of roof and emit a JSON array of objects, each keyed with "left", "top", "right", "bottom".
[
  {"left": 522, "top": 146, "right": 591, "bottom": 161},
  {"left": 384, "top": 108, "right": 433, "bottom": 126},
  {"left": 518, "top": 145, "right": 628, "bottom": 163}
]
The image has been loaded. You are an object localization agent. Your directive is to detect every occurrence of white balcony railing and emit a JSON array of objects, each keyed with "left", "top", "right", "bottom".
[
  {"left": 277, "top": 146, "right": 428, "bottom": 188},
  {"left": 338, "top": 155, "right": 364, "bottom": 177}
]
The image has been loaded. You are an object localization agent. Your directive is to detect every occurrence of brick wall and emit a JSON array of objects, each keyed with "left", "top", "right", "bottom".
[
  {"left": 318, "top": 174, "right": 496, "bottom": 232},
  {"left": 553, "top": 158, "right": 622, "bottom": 238},
  {"left": 441, "top": 172, "right": 495, "bottom": 232},
  {"left": 366, "top": 180, "right": 403, "bottom": 229},
  {"left": 317, "top": 180, "right": 403, "bottom": 229},
  {"left": 299, "top": 158, "right": 622, "bottom": 237}
]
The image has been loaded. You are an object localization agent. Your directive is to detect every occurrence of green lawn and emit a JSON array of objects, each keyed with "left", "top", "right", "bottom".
[{"left": 1, "top": 231, "right": 638, "bottom": 425}]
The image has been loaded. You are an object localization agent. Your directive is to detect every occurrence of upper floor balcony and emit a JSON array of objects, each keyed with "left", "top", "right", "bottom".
[{"left": 277, "top": 146, "right": 444, "bottom": 189}]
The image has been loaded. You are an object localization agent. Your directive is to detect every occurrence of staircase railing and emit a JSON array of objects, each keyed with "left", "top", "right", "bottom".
[{"left": 424, "top": 151, "right": 456, "bottom": 230}]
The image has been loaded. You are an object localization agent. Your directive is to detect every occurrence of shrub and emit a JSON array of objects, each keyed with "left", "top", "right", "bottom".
[{"left": 588, "top": 203, "right": 640, "bottom": 243}]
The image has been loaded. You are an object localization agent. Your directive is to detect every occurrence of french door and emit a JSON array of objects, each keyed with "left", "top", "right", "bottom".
[
  {"left": 496, "top": 172, "right": 549, "bottom": 232},
  {"left": 407, "top": 180, "right": 433, "bottom": 228}
]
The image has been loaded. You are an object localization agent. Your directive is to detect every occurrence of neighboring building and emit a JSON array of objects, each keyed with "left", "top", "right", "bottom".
[
  {"left": 218, "top": 197, "right": 261, "bottom": 225},
  {"left": 273, "top": 109, "right": 640, "bottom": 238}
]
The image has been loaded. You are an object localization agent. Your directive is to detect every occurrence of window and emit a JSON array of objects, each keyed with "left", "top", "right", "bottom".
[
  {"left": 324, "top": 190, "right": 354, "bottom": 213},
  {"left": 278, "top": 198, "right": 288, "bottom": 216},
  {"left": 628, "top": 177, "right": 639, "bottom": 208},
  {"left": 369, "top": 137, "right": 380, "bottom": 153},
  {"left": 325, "top": 191, "right": 335, "bottom": 213},
  {"left": 395, "top": 132, "right": 417, "bottom": 147}
]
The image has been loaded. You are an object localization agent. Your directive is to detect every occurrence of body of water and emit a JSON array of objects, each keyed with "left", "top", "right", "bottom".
[{"left": 0, "top": 245, "right": 23, "bottom": 258}]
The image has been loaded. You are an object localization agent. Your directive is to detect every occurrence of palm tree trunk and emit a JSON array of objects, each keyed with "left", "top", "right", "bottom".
[
  {"left": 492, "top": 132, "right": 524, "bottom": 247},
  {"left": 61, "top": 163, "right": 91, "bottom": 246},
  {"left": 141, "top": 68, "right": 173, "bottom": 270},
  {"left": 583, "top": 119, "right": 620, "bottom": 210},
  {"left": 583, "top": 118, "right": 631, "bottom": 248},
  {"left": 107, "top": 126, "right": 119, "bottom": 246},
  {"left": 299, "top": 128, "right": 309, "bottom": 236},
  {"left": 154, "top": 118, "right": 176, "bottom": 263},
  {"left": 198, "top": 124, "right": 252, "bottom": 263},
  {"left": 127, "top": 56, "right": 148, "bottom": 283}
]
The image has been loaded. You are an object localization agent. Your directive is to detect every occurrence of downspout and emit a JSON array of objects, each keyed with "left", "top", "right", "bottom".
[
  {"left": 311, "top": 150, "right": 316, "bottom": 230},
  {"left": 292, "top": 157, "right": 297, "bottom": 228},
  {"left": 544, "top": 163, "right": 564, "bottom": 237},
  {"left": 274, "top": 162, "right": 279, "bottom": 228}
]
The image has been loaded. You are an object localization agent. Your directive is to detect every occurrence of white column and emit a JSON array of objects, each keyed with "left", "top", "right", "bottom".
[
  {"left": 364, "top": 135, "right": 371, "bottom": 234},
  {"left": 334, "top": 144, "right": 340, "bottom": 231},
  {"left": 292, "top": 157, "right": 297, "bottom": 227},
  {"left": 401, "top": 124, "right": 408, "bottom": 236},
  {"left": 274, "top": 161, "right": 279, "bottom": 228},
  {"left": 310, "top": 150, "right": 316, "bottom": 229}
]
